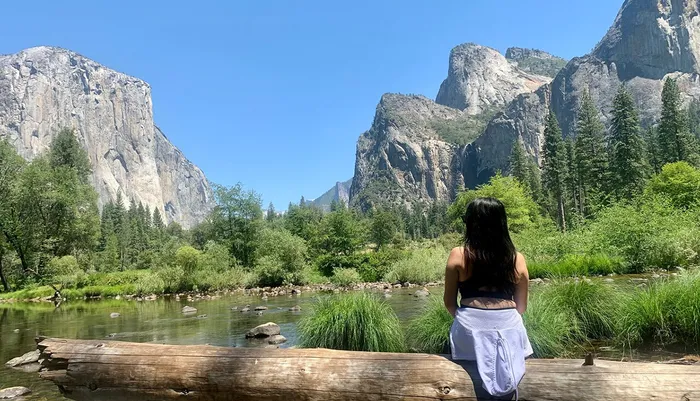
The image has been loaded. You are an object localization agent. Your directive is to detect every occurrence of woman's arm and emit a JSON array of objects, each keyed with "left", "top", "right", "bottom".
[
  {"left": 514, "top": 252, "right": 529, "bottom": 315},
  {"left": 443, "top": 247, "right": 462, "bottom": 318}
]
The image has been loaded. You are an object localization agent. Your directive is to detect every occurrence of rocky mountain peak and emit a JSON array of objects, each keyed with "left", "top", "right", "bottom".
[
  {"left": 505, "top": 47, "right": 568, "bottom": 77},
  {"left": 435, "top": 43, "right": 551, "bottom": 114},
  {"left": 593, "top": 0, "right": 700, "bottom": 80},
  {"left": 0, "top": 46, "right": 213, "bottom": 228}
]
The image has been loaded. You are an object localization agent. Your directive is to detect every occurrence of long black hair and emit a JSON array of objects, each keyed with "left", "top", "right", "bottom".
[{"left": 462, "top": 197, "right": 517, "bottom": 294}]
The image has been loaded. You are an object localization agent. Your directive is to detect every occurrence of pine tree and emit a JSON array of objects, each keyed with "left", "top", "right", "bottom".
[
  {"left": 644, "top": 126, "right": 662, "bottom": 174},
  {"left": 565, "top": 138, "right": 579, "bottom": 218},
  {"left": 658, "top": 78, "right": 699, "bottom": 165},
  {"left": 574, "top": 90, "right": 608, "bottom": 216},
  {"left": 541, "top": 110, "right": 568, "bottom": 231},
  {"left": 687, "top": 99, "right": 700, "bottom": 139},
  {"left": 152, "top": 207, "right": 165, "bottom": 232},
  {"left": 509, "top": 140, "right": 529, "bottom": 183},
  {"left": 609, "top": 86, "right": 649, "bottom": 200},
  {"left": 266, "top": 202, "right": 277, "bottom": 222},
  {"left": 509, "top": 140, "right": 543, "bottom": 205}
]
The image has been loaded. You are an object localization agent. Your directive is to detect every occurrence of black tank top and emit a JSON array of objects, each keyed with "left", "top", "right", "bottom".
[{"left": 459, "top": 279, "right": 514, "bottom": 301}]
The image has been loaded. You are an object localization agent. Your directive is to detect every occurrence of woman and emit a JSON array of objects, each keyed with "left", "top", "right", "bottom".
[{"left": 444, "top": 197, "right": 532, "bottom": 398}]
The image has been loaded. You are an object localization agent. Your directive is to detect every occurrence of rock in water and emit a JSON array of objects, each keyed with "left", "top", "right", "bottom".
[
  {"left": 245, "top": 322, "right": 281, "bottom": 338},
  {"left": 5, "top": 350, "right": 40, "bottom": 368},
  {"left": 0, "top": 47, "right": 213, "bottom": 228},
  {"left": 0, "top": 387, "right": 31, "bottom": 399},
  {"left": 268, "top": 335, "right": 287, "bottom": 345},
  {"left": 254, "top": 306, "right": 268, "bottom": 311},
  {"left": 181, "top": 306, "right": 197, "bottom": 314},
  {"left": 110, "top": 312, "right": 120, "bottom": 318},
  {"left": 413, "top": 288, "right": 430, "bottom": 298},
  {"left": 288, "top": 305, "right": 302, "bottom": 312}
]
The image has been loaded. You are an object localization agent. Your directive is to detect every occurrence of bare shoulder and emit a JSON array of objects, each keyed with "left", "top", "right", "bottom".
[
  {"left": 515, "top": 252, "right": 529, "bottom": 276},
  {"left": 446, "top": 247, "right": 464, "bottom": 270}
]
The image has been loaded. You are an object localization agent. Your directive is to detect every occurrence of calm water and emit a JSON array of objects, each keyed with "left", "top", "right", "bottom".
[{"left": 0, "top": 288, "right": 428, "bottom": 400}]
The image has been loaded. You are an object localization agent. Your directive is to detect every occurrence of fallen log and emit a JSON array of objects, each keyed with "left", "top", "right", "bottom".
[{"left": 37, "top": 338, "right": 700, "bottom": 401}]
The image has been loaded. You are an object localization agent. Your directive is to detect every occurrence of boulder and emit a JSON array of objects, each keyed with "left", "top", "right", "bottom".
[
  {"left": 246, "top": 322, "right": 281, "bottom": 338},
  {"left": 268, "top": 335, "right": 287, "bottom": 345},
  {"left": 0, "top": 387, "right": 31, "bottom": 399},
  {"left": 5, "top": 350, "right": 40, "bottom": 368},
  {"left": 181, "top": 306, "right": 197, "bottom": 314},
  {"left": 254, "top": 306, "right": 268, "bottom": 311},
  {"left": 413, "top": 288, "right": 430, "bottom": 298},
  {"left": 110, "top": 312, "right": 121, "bottom": 318},
  {"left": 289, "top": 305, "right": 302, "bottom": 312}
]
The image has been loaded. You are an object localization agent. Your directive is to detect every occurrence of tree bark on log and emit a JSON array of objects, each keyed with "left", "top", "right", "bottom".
[{"left": 37, "top": 338, "right": 700, "bottom": 401}]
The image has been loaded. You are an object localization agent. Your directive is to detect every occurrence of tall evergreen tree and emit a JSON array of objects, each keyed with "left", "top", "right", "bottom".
[
  {"left": 509, "top": 140, "right": 544, "bottom": 205},
  {"left": 687, "top": 99, "right": 700, "bottom": 139},
  {"left": 541, "top": 110, "right": 568, "bottom": 231},
  {"left": 609, "top": 86, "right": 649, "bottom": 200},
  {"left": 565, "top": 138, "right": 580, "bottom": 218},
  {"left": 658, "top": 78, "right": 699, "bottom": 165},
  {"left": 574, "top": 90, "right": 608, "bottom": 216},
  {"left": 266, "top": 202, "right": 277, "bottom": 222},
  {"left": 152, "top": 207, "right": 165, "bottom": 232},
  {"left": 644, "top": 126, "right": 663, "bottom": 174}
]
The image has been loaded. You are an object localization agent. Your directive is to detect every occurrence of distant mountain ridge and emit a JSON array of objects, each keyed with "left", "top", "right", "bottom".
[
  {"left": 308, "top": 179, "right": 352, "bottom": 211},
  {"left": 349, "top": 0, "right": 700, "bottom": 210}
]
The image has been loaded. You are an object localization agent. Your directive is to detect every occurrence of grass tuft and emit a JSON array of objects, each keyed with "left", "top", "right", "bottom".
[{"left": 298, "top": 292, "right": 405, "bottom": 352}]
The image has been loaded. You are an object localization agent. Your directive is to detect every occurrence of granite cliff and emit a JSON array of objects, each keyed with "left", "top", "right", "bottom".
[
  {"left": 0, "top": 47, "right": 212, "bottom": 228},
  {"left": 352, "top": 0, "right": 700, "bottom": 206}
]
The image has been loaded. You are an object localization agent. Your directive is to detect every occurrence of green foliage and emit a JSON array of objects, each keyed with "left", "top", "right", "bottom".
[
  {"left": 284, "top": 203, "right": 323, "bottom": 241},
  {"left": 406, "top": 297, "right": 453, "bottom": 353},
  {"left": 311, "top": 206, "right": 367, "bottom": 257},
  {"left": 384, "top": 247, "right": 445, "bottom": 284},
  {"left": 523, "top": 289, "right": 582, "bottom": 358},
  {"left": 298, "top": 292, "right": 406, "bottom": 352},
  {"left": 254, "top": 227, "right": 308, "bottom": 283},
  {"left": 512, "top": 55, "right": 567, "bottom": 78},
  {"left": 208, "top": 183, "right": 263, "bottom": 266},
  {"left": 616, "top": 271, "right": 700, "bottom": 348},
  {"left": 369, "top": 209, "right": 401, "bottom": 249},
  {"left": 645, "top": 162, "right": 700, "bottom": 209},
  {"left": 330, "top": 268, "right": 362, "bottom": 287},
  {"left": 527, "top": 254, "right": 624, "bottom": 279},
  {"left": 448, "top": 174, "right": 539, "bottom": 233},
  {"left": 430, "top": 108, "right": 499, "bottom": 146},
  {"left": 574, "top": 90, "right": 608, "bottom": 216},
  {"left": 541, "top": 110, "right": 569, "bottom": 231},
  {"left": 658, "top": 78, "right": 699, "bottom": 166},
  {"left": 198, "top": 241, "right": 234, "bottom": 272},
  {"left": 609, "top": 86, "right": 649, "bottom": 200},
  {"left": 46, "top": 256, "right": 84, "bottom": 289}
]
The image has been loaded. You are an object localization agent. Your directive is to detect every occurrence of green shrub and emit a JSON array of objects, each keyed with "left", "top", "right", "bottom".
[
  {"left": 384, "top": 247, "right": 445, "bottom": 284},
  {"left": 298, "top": 293, "right": 405, "bottom": 352},
  {"left": 523, "top": 290, "right": 582, "bottom": 358},
  {"left": 448, "top": 174, "right": 540, "bottom": 233},
  {"left": 406, "top": 297, "right": 453, "bottom": 353},
  {"left": 616, "top": 270, "right": 700, "bottom": 348},
  {"left": 645, "top": 162, "right": 700, "bottom": 209},
  {"left": 198, "top": 241, "right": 234, "bottom": 272},
  {"left": 544, "top": 280, "right": 620, "bottom": 340},
  {"left": 251, "top": 256, "right": 287, "bottom": 287},
  {"left": 155, "top": 266, "right": 186, "bottom": 293},
  {"left": 527, "top": 254, "right": 624, "bottom": 279},
  {"left": 330, "top": 268, "right": 362, "bottom": 287},
  {"left": 135, "top": 272, "right": 166, "bottom": 295},
  {"left": 175, "top": 246, "right": 201, "bottom": 276},
  {"left": 46, "top": 255, "right": 84, "bottom": 288}
]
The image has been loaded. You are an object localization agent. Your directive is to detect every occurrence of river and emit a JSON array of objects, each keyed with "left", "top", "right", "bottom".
[{"left": 0, "top": 288, "right": 429, "bottom": 400}]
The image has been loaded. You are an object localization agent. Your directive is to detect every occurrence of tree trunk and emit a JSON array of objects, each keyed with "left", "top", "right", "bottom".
[
  {"left": 0, "top": 251, "right": 9, "bottom": 292},
  {"left": 558, "top": 196, "right": 567, "bottom": 233},
  {"left": 37, "top": 338, "right": 700, "bottom": 401}
]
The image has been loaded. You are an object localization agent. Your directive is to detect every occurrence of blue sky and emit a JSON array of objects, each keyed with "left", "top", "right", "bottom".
[{"left": 0, "top": 0, "right": 622, "bottom": 209}]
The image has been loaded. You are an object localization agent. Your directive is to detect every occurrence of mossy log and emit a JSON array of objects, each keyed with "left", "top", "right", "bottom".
[{"left": 37, "top": 338, "right": 700, "bottom": 401}]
